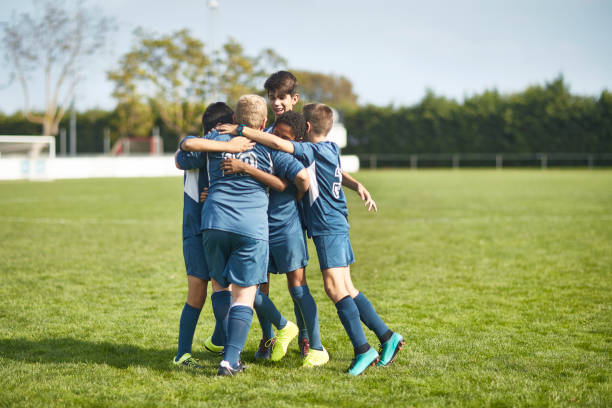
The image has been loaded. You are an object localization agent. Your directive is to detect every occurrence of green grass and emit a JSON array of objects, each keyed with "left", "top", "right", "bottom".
[{"left": 0, "top": 169, "right": 610, "bottom": 407}]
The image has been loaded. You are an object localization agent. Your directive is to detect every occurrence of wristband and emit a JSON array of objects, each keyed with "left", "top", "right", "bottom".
[{"left": 237, "top": 124, "right": 245, "bottom": 136}]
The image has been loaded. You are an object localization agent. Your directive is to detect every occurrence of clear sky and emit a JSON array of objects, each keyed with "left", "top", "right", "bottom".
[{"left": 1, "top": 0, "right": 611, "bottom": 113}]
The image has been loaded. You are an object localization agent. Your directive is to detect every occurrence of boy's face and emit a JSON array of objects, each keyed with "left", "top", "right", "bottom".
[
  {"left": 273, "top": 122, "right": 297, "bottom": 141},
  {"left": 268, "top": 91, "right": 299, "bottom": 117}
]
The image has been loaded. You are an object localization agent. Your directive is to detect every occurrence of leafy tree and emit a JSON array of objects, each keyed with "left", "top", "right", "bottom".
[
  {"left": 1, "top": 0, "right": 115, "bottom": 136},
  {"left": 292, "top": 70, "right": 358, "bottom": 108},
  {"left": 216, "top": 39, "right": 286, "bottom": 105}
]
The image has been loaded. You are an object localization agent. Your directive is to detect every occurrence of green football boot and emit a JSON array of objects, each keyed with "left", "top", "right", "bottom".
[{"left": 270, "top": 321, "right": 299, "bottom": 361}]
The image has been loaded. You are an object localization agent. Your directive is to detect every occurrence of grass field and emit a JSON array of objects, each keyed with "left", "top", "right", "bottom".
[{"left": 0, "top": 169, "right": 610, "bottom": 407}]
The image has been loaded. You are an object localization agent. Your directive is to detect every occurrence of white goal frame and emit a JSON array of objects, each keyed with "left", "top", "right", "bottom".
[{"left": 0, "top": 135, "right": 56, "bottom": 180}]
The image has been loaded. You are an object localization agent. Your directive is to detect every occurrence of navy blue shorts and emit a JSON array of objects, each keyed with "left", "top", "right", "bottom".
[
  {"left": 183, "top": 234, "right": 209, "bottom": 280},
  {"left": 268, "top": 230, "right": 309, "bottom": 274},
  {"left": 202, "top": 229, "right": 269, "bottom": 288},
  {"left": 312, "top": 234, "right": 355, "bottom": 270}
]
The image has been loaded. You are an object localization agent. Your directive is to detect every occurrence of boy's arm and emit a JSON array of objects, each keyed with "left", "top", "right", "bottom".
[
  {"left": 220, "top": 158, "right": 289, "bottom": 192},
  {"left": 341, "top": 171, "right": 378, "bottom": 212},
  {"left": 175, "top": 149, "right": 204, "bottom": 170},
  {"left": 216, "top": 124, "right": 295, "bottom": 154},
  {"left": 180, "top": 135, "right": 254, "bottom": 153},
  {"left": 293, "top": 168, "right": 309, "bottom": 197}
]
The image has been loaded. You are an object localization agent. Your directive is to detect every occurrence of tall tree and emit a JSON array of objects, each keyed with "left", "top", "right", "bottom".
[
  {"left": 292, "top": 70, "right": 359, "bottom": 108},
  {"left": 109, "top": 30, "right": 286, "bottom": 139},
  {"left": 108, "top": 28, "right": 212, "bottom": 139},
  {"left": 1, "top": 0, "right": 115, "bottom": 136}
]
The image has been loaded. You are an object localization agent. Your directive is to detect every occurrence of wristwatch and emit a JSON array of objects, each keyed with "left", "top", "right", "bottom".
[{"left": 237, "top": 124, "right": 245, "bottom": 136}]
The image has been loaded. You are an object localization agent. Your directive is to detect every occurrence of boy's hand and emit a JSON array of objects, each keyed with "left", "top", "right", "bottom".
[
  {"left": 217, "top": 124, "right": 239, "bottom": 135},
  {"left": 200, "top": 187, "right": 209, "bottom": 203},
  {"left": 220, "top": 158, "right": 247, "bottom": 175},
  {"left": 357, "top": 184, "right": 378, "bottom": 212},
  {"left": 227, "top": 136, "right": 254, "bottom": 153}
]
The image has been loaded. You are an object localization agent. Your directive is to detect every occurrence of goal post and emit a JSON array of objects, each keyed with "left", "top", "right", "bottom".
[{"left": 0, "top": 135, "right": 56, "bottom": 180}]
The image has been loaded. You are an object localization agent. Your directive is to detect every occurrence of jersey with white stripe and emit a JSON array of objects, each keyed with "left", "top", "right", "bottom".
[
  {"left": 202, "top": 129, "right": 304, "bottom": 241},
  {"left": 290, "top": 140, "right": 349, "bottom": 237},
  {"left": 176, "top": 136, "right": 208, "bottom": 239}
]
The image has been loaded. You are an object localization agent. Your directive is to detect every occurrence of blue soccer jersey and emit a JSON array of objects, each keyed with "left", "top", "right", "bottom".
[
  {"left": 265, "top": 122, "right": 304, "bottom": 243},
  {"left": 176, "top": 136, "right": 208, "bottom": 239},
  {"left": 290, "top": 140, "right": 349, "bottom": 237},
  {"left": 201, "top": 130, "right": 304, "bottom": 241}
]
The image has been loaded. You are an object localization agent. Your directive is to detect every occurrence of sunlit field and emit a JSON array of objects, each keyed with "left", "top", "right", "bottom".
[{"left": 1, "top": 169, "right": 610, "bottom": 407}]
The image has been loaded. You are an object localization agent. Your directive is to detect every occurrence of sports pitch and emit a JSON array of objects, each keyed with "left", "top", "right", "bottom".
[{"left": 0, "top": 169, "right": 610, "bottom": 407}]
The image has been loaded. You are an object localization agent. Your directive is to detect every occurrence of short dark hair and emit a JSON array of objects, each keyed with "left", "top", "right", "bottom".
[
  {"left": 303, "top": 103, "right": 333, "bottom": 136},
  {"left": 264, "top": 71, "right": 298, "bottom": 97},
  {"left": 276, "top": 111, "right": 306, "bottom": 141},
  {"left": 202, "top": 102, "right": 234, "bottom": 134}
]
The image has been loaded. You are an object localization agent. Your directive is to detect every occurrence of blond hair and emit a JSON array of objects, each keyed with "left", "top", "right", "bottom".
[{"left": 235, "top": 95, "right": 267, "bottom": 128}]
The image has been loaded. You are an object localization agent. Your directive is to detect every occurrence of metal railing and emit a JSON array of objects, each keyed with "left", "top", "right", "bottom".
[{"left": 357, "top": 153, "right": 612, "bottom": 169}]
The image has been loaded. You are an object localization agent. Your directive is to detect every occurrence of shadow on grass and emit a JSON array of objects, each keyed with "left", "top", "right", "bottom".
[{"left": 0, "top": 337, "right": 223, "bottom": 373}]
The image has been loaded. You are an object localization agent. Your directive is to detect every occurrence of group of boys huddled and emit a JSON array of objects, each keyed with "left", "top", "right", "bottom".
[{"left": 173, "top": 71, "right": 404, "bottom": 376}]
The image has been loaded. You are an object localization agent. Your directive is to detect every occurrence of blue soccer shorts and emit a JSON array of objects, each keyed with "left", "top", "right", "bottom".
[
  {"left": 268, "top": 230, "right": 309, "bottom": 274},
  {"left": 202, "top": 229, "right": 269, "bottom": 288},
  {"left": 183, "top": 234, "right": 209, "bottom": 280},
  {"left": 312, "top": 233, "right": 355, "bottom": 270}
]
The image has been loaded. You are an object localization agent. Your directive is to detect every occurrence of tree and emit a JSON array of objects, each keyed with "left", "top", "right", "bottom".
[
  {"left": 292, "top": 70, "right": 359, "bottom": 108},
  {"left": 1, "top": 0, "right": 115, "bottom": 136},
  {"left": 109, "top": 30, "right": 286, "bottom": 139},
  {"left": 216, "top": 39, "right": 286, "bottom": 105}
]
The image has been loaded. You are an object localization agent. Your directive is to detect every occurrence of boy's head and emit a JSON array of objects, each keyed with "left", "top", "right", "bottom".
[
  {"left": 302, "top": 103, "right": 333, "bottom": 139},
  {"left": 273, "top": 111, "right": 306, "bottom": 142},
  {"left": 264, "top": 70, "right": 299, "bottom": 118},
  {"left": 202, "top": 102, "right": 234, "bottom": 134},
  {"left": 235, "top": 94, "right": 268, "bottom": 130}
]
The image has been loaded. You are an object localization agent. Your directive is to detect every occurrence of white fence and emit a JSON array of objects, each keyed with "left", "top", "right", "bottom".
[
  {"left": 0, "top": 154, "right": 360, "bottom": 181},
  {"left": 360, "top": 153, "right": 612, "bottom": 169}
]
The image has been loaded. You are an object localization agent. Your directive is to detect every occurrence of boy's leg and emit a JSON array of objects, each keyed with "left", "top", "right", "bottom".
[
  {"left": 175, "top": 275, "right": 207, "bottom": 362},
  {"left": 344, "top": 270, "right": 392, "bottom": 342},
  {"left": 255, "top": 274, "right": 275, "bottom": 342},
  {"left": 323, "top": 267, "right": 378, "bottom": 374},
  {"left": 288, "top": 268, "right": 323, "bottom": 352},
  {"left": 344, "top": 269, "right": 405, "bottom": 366},
  {"left": 208, "top": 284, "right": 231, "bottom": 353},
  {"left": 222, "top": 284, "right": 257, "bottom": 370}
]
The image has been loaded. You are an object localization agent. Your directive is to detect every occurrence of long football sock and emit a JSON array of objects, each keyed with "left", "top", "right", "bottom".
[
  {"left": 290, "top": 285, "right": 323, "bottom": 351},
  {"left": 176, "top": 303, "right": 201, "bottom": 360},
  {"left": 353, "top": 292, "right": 391, "bottom": 342},
  {"left": 224, "top": 305, "right": 253, "bottom": 368},
  {"left": 211, "top": 290, "right": 232, "bottom": 346},
  {"left": 292, "top": 299, "right": 308, "bottom": 341},
  {"left": 254, "top": 288, "right": 287, "bottom": 331},
  {"left": 335, "top": 296, "right": 369, "bottom": 355}
]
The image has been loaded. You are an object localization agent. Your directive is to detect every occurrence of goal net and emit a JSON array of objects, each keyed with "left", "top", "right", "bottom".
[{"left": 0, "top": 135, "right": 55, "bottom": 180}]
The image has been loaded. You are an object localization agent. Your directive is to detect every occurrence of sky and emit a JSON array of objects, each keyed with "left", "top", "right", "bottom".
[{"left": 0, "top": 0, "right": 611, "bottom": 113}]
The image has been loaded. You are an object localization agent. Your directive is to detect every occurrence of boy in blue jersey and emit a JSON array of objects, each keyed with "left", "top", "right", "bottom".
[
  {"left": 184, "top": 95, "right": 309, "bottom": 376},
  {"left": 222, "top": 110, "right": 329, "bottom": 367},
  {"left": 253, "top": 71, "right": 377, "bottom": 361},
  {"left": 172, "top": 102, "right": 254, "bottom": 369},
  {"left": 218, "top": 103, "right": 404, "bottom": 376}
]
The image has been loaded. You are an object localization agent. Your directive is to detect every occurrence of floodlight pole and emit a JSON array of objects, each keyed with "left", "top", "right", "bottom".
[{"left": 70, "top": 99, "right": 77, "bottom": 156}]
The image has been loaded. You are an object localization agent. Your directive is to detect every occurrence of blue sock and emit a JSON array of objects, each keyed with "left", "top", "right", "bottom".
[
  {"left": 335, "top": 296, "right": 369, "bottom": 355},
  {"left": 290, "top": 285, "right": 323, "bottom": 351},
  {"left": 353, "top": 292, "right": 390, "bottom": 341},
  {"left": 293, "top": 299, "right": 308, "bottom": 341},
  {"left": 253, "top": 288, "right": 287, "bottom": 332},
  {"left": 224, "top": 305, "right": 253, "bottom": 369},
  {"left": 176, "top": 303, "right": 201, "bottom": 360},
  {"left": 211, "top": 290, "right": 231, "bottom": 346}
]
